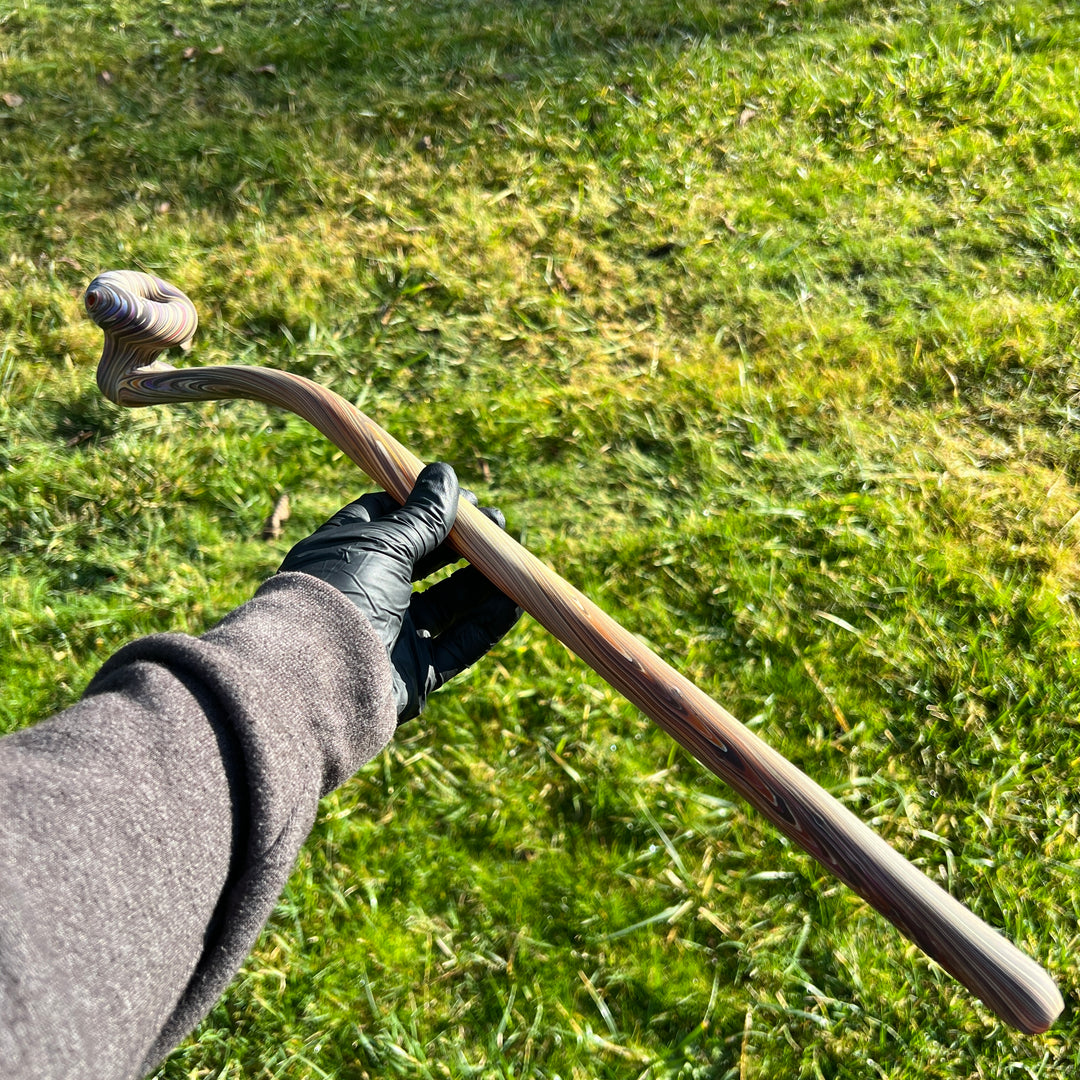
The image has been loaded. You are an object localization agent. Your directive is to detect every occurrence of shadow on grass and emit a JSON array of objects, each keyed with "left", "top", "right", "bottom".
[{"left": 6, "top": 0, "right": 874, "bottom": 219}]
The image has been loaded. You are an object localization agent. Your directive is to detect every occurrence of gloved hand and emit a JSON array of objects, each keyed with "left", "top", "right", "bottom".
[{"left": 278, "top": 462, "right": 522, "bottom": 721}]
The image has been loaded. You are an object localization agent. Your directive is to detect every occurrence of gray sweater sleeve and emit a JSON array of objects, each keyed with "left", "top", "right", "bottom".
[{"left": 0, "top": 572, "right": 398, "bottom": 1080}]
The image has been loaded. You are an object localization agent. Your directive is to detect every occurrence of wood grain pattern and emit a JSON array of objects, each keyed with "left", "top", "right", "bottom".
[{"left": 84, "top": 269, "right": 1064, "bottom": 1035}]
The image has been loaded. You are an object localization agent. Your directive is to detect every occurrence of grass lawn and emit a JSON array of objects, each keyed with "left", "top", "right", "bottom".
[{"left": 2, "top": 0, "right": 1080, "bottom": 1076}]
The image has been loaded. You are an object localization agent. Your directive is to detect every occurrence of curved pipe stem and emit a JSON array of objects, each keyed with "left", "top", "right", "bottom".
[{"left": 84, "top": 270, "right": 1062, "bottom": 1035}]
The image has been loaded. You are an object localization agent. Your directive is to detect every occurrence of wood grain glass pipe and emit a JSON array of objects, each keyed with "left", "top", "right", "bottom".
[{"left": 84, "top": 269, "right": 1063, "bottom": 1035}]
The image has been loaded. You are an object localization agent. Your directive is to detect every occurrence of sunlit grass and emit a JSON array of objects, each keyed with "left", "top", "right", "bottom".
[{"left": 2, "top": 0, "right": 1080, "bottom": 1077}]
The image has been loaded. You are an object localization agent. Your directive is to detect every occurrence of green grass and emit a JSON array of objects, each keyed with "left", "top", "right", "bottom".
[{"left": 3, "top": 0, "right": 1080, "bottom": 1075}]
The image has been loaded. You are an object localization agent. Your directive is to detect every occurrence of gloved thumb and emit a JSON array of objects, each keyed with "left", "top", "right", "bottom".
[{"left": 388, "top": 462, "right": 461, "bottom": 569}]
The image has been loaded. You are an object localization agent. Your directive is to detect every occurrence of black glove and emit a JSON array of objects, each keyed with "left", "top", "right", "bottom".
[{"left": 278, "top": 462, "right": 522, "bottom": 721}]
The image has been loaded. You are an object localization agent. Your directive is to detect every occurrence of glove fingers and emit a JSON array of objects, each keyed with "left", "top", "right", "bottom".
[
  {"left": 320, "top": 491, "right": 397, "bottom": 529},
  {"left": 316, "top": 484, "right": 481, "bottom": 557},
  {"left": 411, "top": 488, "right": 474, "bottom": 580},
  {"left": 428, "top": 590, "right": 523, "bottom": 691},
  {"left": 306, "top": 478, "right": 506, "bottom": 583},
  {"left": 481, "top": 505, "right": 507, "bottom": 531},
  {"left": 385, "top": 462, "right": 460, "bottom": 568}
]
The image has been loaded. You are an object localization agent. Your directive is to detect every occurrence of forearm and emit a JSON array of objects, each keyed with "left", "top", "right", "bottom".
[{"left": 0, "top": 573, "right": 397, "bottom": 1080}]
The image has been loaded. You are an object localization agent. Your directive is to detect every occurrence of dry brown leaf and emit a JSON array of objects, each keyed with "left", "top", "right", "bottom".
[{"left": 262, "top": 494, "right": 291, "bottom": 541}]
